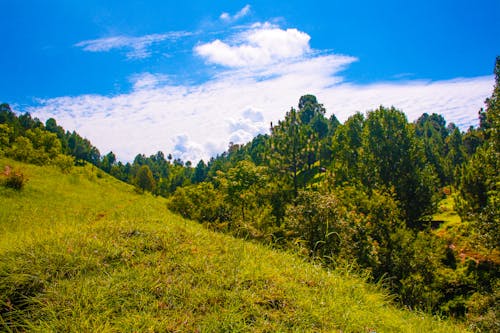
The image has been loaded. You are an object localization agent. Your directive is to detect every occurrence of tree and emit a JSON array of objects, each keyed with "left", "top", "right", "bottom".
[
  {"left": 360, "top": 107, "right": 438, "bottom": 227},
  {"left": 445, "top": 126, "right": 465, "bottom": 183},
  {"left": 270, "top": 107, "right": 308, "bottom": 197},
  {"left": 45, "top": 118, "right": 67, "bottom": 151},
  {"left": 298, "top": 94, "right": 325, "bottom": 124},
  {"left": 101, "top": 151, "right": 117, "bottom": 173},
  {"left": 135, "top": 165, "right": 156, "bottom": 193},
  {"left": 67, "top": 131, "right": 100, "bottom": 165},
  {"left": 25, "top": 128, "right": 62, "bottom": 160},
  {"left": 18, "top": 113, "right": 43, "bottom": 131},
  {"left": 456, "top": 56, "right": 500, "bottom": 250},
  {"left": 331, "top": 112, "right": 364, "bottom": 183},
  {"left": 415, "top": 113, "right": 449, "bottom": 184},
  {"left": 217, "top": 160, "right": 267, "bottom": 222},
  {"left": 192, "top": 160, "right": 208, "bottom": 183},
  {"left": 0, "top": 124, "right": 12, "bottom": 153},
  {"left": 9, "top": 137, "right": 35, "bottom": 162}
]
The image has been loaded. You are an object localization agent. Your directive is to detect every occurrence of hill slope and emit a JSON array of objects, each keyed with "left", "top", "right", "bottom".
[{"left": 0, "top": 158, "right": 466, "bottom": 332}]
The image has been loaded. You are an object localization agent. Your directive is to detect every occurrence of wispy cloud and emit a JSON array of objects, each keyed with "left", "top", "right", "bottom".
[
  {"left": 129, "top": 72, "right": 170, "bottom": 90},
  {"left": 30, "top": 23, "right": 494, "bottom": 162},
  {"left": 75, "top": 31, "right": 191, "bottom": 59},
  {"left": 220, "top": 4, "right": 251, "bottom": 22}
]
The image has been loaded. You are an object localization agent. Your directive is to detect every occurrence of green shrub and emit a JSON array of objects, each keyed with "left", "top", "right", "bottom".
[
  {"left": 167, "top": 182, "right": 230, "bottom": 223},
  {"left": 1, "top": 166, "right": 27, "bottom": 190},
  {"left": 53, "top": 154, "right": 75, "bottom": 174}
]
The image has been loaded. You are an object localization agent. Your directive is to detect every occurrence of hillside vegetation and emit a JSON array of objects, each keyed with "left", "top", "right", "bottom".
[
  {"left": 0, "top": 57, "right": 498, "bottom": 331},
  {"left": 0, "top": 158, "right": 465, "bottom": 332}
]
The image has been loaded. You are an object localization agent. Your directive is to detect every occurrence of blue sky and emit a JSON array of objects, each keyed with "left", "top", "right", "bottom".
[{"left": 1, "top": 1, "right": 498, "bottom": 161}]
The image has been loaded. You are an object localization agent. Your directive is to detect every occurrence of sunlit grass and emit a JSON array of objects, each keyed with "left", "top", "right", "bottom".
[
  {"left": 433, "top": 194, "right": 461, "bottom": 226},
  {"left": 0, "top": 158, "right": 467, "bottom": 332}
]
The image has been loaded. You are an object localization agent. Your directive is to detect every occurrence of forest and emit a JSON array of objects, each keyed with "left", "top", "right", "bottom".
[{"left": 1, "top": 57, "right": 498, "bottom": 331}]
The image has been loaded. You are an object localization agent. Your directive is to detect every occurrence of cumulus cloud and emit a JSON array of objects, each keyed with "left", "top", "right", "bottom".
[
  {"left": 171, "top": 135, "right": 207, "bottom": 162},
  {"left": 220, "top": 4, "right": 251, "bottom": 22},
  {"left": 228, "top": 107, "right": 268, "bottom": 144},
  {"left": 28, "top": 23, "right": 494, "bottom": 162},
  {"left": 195, "top": 23, "right": 311, "bottom": 68},
  {"left": 75, "top": 31, "right": 191, "bottom": 59}
]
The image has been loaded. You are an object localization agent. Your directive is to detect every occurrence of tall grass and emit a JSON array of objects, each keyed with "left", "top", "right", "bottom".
[{"left": 0, "top": 158, "right": 467, "bottom": 332}]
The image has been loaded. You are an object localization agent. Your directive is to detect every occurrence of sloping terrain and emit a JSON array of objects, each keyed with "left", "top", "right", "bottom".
[{"left": 0, "top": 158, "right": 465, "bottom": 332}]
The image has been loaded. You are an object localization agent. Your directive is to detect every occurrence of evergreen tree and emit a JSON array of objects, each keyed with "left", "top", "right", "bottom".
[
  {"left": 360, "top": 107, "right": 438, "bottom": 227},
  {"left": 270, "top": 107, "right": 307, "bottom": 197}
]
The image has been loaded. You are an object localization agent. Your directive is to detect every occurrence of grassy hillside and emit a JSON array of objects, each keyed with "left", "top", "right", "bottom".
[{"left": 0, "top": 158, "right": 466, "bottom": 332}]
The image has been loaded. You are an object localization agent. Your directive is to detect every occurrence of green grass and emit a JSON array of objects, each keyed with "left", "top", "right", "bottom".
[
  {"left": 433, "top": 194, "right": 461, "bottom": 226},
  {"left": 0, "top": 158, "right": 467, "bottom": 332}
]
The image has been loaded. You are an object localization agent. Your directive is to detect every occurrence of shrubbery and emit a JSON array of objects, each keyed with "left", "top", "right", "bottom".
[
  {"left": 167, "top": 182, "right": 230, "bottom": 225},
  {"left": 53, "top": 154, "right": 75, "bottom": 174},
  {"left": 1, "top": 166, "right": 27, "bottom": 190}
]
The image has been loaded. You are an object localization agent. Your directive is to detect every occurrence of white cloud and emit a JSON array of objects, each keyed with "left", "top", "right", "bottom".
[
  {"left": 220, "top": 4, "right": 251, "bottom": 22},
  {"left": 228, "top": 107, "right": 268, "bottom": 144},
  {"left": 75, "top": 31, "right": 191, "bottom": 59},
  {"left": 195, "top": 24, "right": 311, "bottom": 68},
  {"left": 29, "top": 72, "right": 493, "bottom": 163},
  {"left": 29, "top": 24, "right": 494, "bottom": 163},
  {"left": 129, "top": 72, "right": 170, "bottom": 90}
]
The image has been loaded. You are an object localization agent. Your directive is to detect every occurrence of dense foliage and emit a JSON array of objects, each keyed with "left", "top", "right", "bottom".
[{"left": 167, "top": 59, "right": 500, "bottom": 329}]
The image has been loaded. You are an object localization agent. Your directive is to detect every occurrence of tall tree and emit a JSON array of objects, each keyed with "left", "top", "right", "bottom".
[
  {"left": 270, "top": 107, "right": 307, "bottom": 197},
  {"left": 135, "top": 165, "right": 156, "bottom": 193},
  {"left": 361, "top": 107, "right": 438, "bottom": 227},
  {"left": 331, "top": 112, "right": 364, "bottom": 183}
]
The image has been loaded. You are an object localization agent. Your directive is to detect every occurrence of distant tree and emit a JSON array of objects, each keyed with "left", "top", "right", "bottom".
[
  {"left": 18, "top": 113, "right": 43, "bottom": 131},
  {"left": 45, "top": 118, "right": 68, "bottom": 153},
  {"left": 192, "top": 160, "right": 208, "bottom": 183},
  {"left": 101, "top": 151, "right": 117, "bottom": 173},
  {"left": 135, "top": 165, "right": 156, "bottom": 193},
  {"left": 217, "top": 160, "right": 267, "bottom": 221},
  {"left": 243, "top": 134, "right": 270, "bottom": 166},
  {"left": 67, "top": 131, "right": 100, "bottom": 165},
  {"left": 298, "top": 94, "right": 325, "bottom": 124}
]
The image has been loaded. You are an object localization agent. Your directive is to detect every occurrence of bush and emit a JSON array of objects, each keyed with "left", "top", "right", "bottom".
[
  {"left": 53, "top": 154, "right": 75, "bottom": 174},
  {"left": 167, "top": 182, "right": 230, "bottom": 223},
  {"left": 1, "top": 166, "right": 27, "bottom": 190}
]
